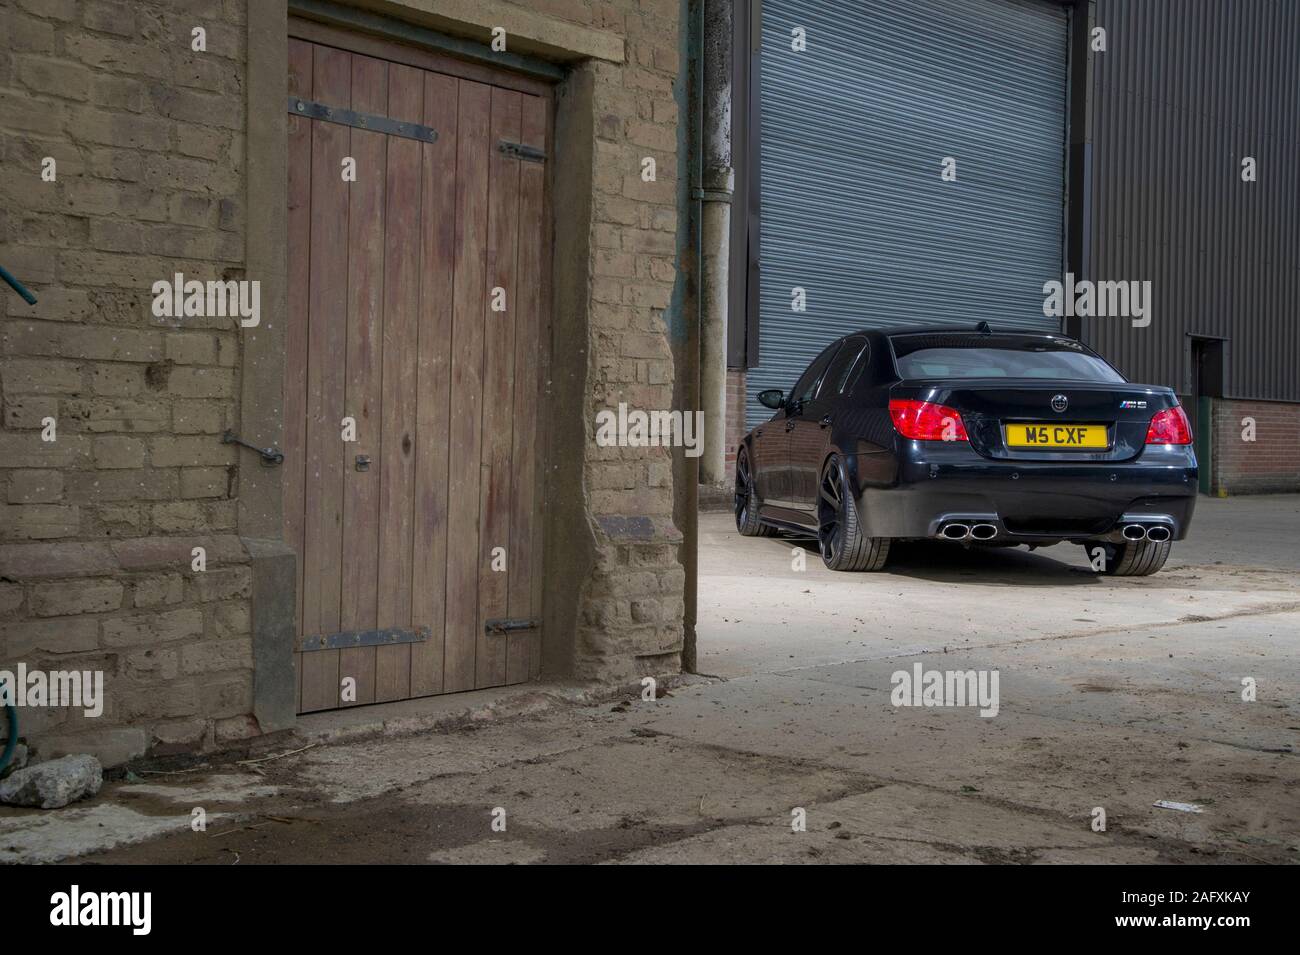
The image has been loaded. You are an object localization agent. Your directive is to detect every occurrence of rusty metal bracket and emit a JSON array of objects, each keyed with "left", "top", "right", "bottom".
[
  {"left": 222, "top": 430, "right": 284, "bottom": 466},
  {"left": 297, "top": 626, "right": 431, "bottom": 653},
  {"left": 288, "top": 97, "right": 438, "bottom": 143}
]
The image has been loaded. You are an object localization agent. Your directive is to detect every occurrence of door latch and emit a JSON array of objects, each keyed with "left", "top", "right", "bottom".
[
  {"left": 221, "top": 430, "right": 284, "bottom": 466},
  {"left": 498, "top": 140, "right": 546, "bottom": 163},
  {"left": 355, "top": 454, "right": 371, "bottom": 472},
  {"left": 484, "top": 617, "right": 540, "bottom": 634}
]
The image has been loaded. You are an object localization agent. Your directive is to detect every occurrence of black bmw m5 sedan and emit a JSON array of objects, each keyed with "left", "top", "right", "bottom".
[{"left": 735, "top": 326, "right": 1197, "bottom": 576}]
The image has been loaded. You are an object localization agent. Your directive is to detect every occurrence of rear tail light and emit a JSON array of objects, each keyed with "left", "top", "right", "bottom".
[
  {"left": 1145, "top": 406, "right": 1193, "bottom": 445},
  {"left": 889, "top": 399, "right": 969, "bottom": 442}
]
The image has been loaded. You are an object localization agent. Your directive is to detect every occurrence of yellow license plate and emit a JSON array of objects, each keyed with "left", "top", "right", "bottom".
[{"left": 1005, "top": 423, "right": 1108, "bottom": 448}]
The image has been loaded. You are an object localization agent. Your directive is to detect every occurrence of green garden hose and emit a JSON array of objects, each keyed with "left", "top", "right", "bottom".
[
  {"left": 0, "top": 263, "right": 34, "bottom": 779},
  {"left": 0, "top": 678, "right": 16, "bottom": 774},
  {"left": 0, "top": 264, "right": 33, "bottom": 772},
  {"left": 0, "top": 261, "right": 32, "bottom": 779},
  {"left": 0, "top": 264, "right": 37, "bottom": 305}
]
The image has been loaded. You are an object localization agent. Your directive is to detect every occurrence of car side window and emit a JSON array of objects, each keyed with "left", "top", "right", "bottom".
[
  {"left": 824, "top": 337, "right": 867, "bottom": 396},
  {"left": 791, "top": 342, "right": 841, "bottom": 403},
  {"left": 843, "top": 340, "right": 874, "bottom": 393}
]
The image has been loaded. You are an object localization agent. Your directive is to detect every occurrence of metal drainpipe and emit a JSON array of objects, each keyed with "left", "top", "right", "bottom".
[
  {"left": 696, "top": 0, "right": 732, "bottom": 487},
  {"left": 680, "top": 0, "right": 706, "bottom": 674}
]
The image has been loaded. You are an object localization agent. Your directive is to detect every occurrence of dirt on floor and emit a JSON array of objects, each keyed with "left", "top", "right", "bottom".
[
  {"left": 39, "top": 642, "right": 1300, "bottom": 865},
  {"left": 5, "top": 497, "right": 1299, "bottom": 865}
]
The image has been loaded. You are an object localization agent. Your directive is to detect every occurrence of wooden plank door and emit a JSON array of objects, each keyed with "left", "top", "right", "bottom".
[{"left": 285, "top": 32, "right": 549, "bottom": 713}]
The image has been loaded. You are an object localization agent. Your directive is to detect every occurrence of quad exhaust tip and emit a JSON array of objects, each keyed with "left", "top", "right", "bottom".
[
  {"left": 1122, "top": 523, "right": 1172, "bottom": 542},
  {"left": 941, "top": 520, "right": 1169, "bottom": 543}
]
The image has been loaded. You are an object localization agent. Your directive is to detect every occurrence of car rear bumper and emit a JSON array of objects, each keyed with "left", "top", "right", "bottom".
[{"left": 852, "top": 444, "right": 1198, "bottom": 542}]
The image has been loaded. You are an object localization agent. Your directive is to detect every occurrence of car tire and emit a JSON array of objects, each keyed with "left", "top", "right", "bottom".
[
  {"left": 818, "top": 454, "right": 890, "bottom": 571},
  {"left": 1091, "top": 539, "right": 1172, "bottom": 576},
  {"left": 735, "top": 446, "right": 775, "bottom": 537}
]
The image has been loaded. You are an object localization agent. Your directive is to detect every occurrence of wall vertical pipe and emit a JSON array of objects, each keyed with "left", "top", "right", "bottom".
[
  {"left": 678, "top": 0, "right": 704, "bottom": 673},
  {"left": 697, "top": 0, "right": 733, "bottom": 486}
]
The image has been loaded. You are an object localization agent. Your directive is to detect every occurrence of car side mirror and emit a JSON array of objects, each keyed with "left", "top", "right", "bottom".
[{"left": 758, "top": 388, "right": 785, "bottom": 410}]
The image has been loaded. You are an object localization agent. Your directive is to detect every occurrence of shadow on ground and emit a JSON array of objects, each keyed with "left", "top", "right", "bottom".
[{"left": 781, "top": 537, "right": 1102, "bottom": 586}]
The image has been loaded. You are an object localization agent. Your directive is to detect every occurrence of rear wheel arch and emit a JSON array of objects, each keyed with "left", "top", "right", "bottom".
[
  {"left": 735, "top": 442, "right": 775, "bottom": 537},
  {"left": 817, "top": 452, "right": 890, "bottom": 571},
  {"left": 822, "top": 445, "right": 861, "bottom": 497}
]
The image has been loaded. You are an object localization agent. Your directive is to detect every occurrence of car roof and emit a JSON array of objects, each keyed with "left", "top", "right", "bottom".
[{"left": 848, "top": 325, "right": 1074, "bottom": 342}]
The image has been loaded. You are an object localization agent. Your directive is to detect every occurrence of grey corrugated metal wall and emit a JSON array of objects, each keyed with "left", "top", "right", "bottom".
[
  {"left": 1083, "top": 0, "right": 1300, "bottom": 402},
  {"left": 747, "top": 0, "right": 1069, "bottom": 426}
]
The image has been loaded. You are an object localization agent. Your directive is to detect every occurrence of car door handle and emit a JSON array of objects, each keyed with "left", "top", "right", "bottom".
[{"left": 819, "top": 415, "right": 833, "bottom": 428}]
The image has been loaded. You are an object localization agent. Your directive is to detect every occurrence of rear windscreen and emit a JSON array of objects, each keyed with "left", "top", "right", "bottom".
[{"left": 890, "top": 336, "right": 1125, "bottom": 382}]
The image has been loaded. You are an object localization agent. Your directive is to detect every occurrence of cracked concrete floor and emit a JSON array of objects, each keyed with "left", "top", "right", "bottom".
[{"left": 3, "top": 496, "right": 1298, "bottom": 864}]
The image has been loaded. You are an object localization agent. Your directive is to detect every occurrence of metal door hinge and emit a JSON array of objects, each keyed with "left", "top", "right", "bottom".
[
  {"left": 498, "top": 140, "right": 546, "bottom": 163},
  {"left": 288, "top": 97, "right": 438, "bottom": 143},
  {"left": 297, "top": 626, "right": 430, "bottom": 653},
  {"left": 484, "top": 617, "right": 540, "bottom": 634},
  {"left": 222, "top": 430, "right": 284, "bottom": 466}
]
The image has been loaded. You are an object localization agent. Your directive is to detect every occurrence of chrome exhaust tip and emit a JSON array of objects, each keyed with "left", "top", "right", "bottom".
[
  {"left": 1122, "top": 524, "right": 1148, "bottom": 541},
  {"left": 940, "top": 522, "right": 971, "bottom": 541},
  {"left": 970, "top": 523, "right": 998, "bottom": 541},
  {"left": 1145, "top": 525, "right": 1172, "bottom": 543}
]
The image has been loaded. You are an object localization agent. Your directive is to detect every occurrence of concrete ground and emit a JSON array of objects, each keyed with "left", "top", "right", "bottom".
[{"left": 2, "top": 496, "right": 1297, "bottom": 864}]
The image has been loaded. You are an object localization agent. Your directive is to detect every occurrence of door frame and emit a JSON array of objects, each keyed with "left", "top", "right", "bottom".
[
  {"left": 288, "top": 16, "right": 557, "bottom": 97},
  {"left": 285, "top": 16, "right": 558, "bottom": 709},
  {"left": 1188, "top": 334, "right": 1227, "bottom": 496},
  {"left": 241, "top": 1, "right": 557, "bottom": 727}
]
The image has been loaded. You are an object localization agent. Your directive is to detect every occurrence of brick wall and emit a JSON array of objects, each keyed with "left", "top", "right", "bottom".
[
  {"left": 0, "top": 0, "right": 690, "bottom": 762},
  {"left": 0, "top": 0, "right": 254, "bottom": 765},
  {"left": 724, "top": 368, "right": 745, "bottom": 481},
  {"left": 570, "top": 0, "right": 687, "bottom": 681},
  {"left": 1212, "top": 398, "right": 1300, "bottom": 494}
]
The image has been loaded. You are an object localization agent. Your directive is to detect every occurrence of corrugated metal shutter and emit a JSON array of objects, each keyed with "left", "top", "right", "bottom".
[
  {"left": 1085, "top": 0, "right": 1300, "bottom": 403},
  {"left": 748, "top": 0, "right": 1070, "bottom": 426}
]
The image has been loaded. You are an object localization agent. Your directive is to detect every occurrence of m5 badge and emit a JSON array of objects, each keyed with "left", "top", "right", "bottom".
[{"left": 1119, "top": 400, "right": 1147, "bottom": 409}]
